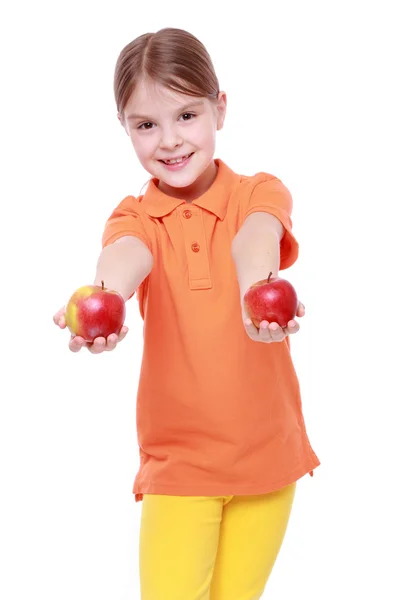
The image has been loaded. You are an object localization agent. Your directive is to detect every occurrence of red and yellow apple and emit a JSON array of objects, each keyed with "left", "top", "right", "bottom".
[
  {"left": 243, "top": 272, "right": 298, "bottom": 328},
  {"left": 65, "top": 280, "right": 125, "bottom": 342}
]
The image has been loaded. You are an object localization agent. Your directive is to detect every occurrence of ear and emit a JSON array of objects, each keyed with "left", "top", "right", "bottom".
[
  {"left": 216, "top": 91, "right": 227, "bottom": 130},
  {"left": 117, "top": 112, "right": 130, "bottom": 136}
]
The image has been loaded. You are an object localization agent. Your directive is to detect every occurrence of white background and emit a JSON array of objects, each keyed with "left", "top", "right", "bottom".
[{"left": 1, "top": 1, "right": 399, "bottom": 598}]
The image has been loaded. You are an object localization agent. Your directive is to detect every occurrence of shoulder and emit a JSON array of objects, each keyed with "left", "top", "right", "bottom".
[
  {"left": 106, "top": 194, "right": 147, "bottom": 218},
  {"left": 238, "top": 171, "right": 289, "bottom": 195},
  {"left": 118, "top": 194, "right": 146, "bottom": 209},
  {"left": 241, "top": 171, "right": 278, "bottom": 184},
  {"left": 229, "top": 168, "right": 292, "bottom": 214}
]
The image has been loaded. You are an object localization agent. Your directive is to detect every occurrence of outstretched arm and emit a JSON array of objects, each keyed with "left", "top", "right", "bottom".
[
  {"left": 231, "top": 212, "right": 304, "bottom": 343},
  {"left": 94, "top": 235, "right": 153, "bottom": 301}
]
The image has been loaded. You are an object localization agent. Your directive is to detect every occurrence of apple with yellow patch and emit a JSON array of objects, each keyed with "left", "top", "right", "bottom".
[{"left": 65, "top": 281, "right": 125, "bottom": 342}]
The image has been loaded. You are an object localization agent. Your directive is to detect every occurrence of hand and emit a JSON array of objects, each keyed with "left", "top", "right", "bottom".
[
  {"left": 243, "top": 302, "right": 305, "bottom": 343},
  {"left": 53, "top": 306, "right": 129, "bottom": 353}
]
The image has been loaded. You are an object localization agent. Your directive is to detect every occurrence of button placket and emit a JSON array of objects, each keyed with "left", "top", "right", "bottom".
[{"left": 179, "top": 208, "right": 212, "bottom": 290}]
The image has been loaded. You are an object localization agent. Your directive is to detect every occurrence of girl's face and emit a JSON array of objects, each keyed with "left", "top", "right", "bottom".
[{"left": 119, "top": 79, "right": 227, "bottom": 198}]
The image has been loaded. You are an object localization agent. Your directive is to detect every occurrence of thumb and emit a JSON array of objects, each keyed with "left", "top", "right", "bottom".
[
  {"left": 296, "top": 302, "right": 305, "bottom": 317},
  {"left": 53, "top": 306, "right": 66, "bottom": 328}
]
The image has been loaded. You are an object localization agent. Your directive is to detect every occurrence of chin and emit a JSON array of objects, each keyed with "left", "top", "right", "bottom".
[
  {"left": 155, "top": 163, "right": 202, "bottom": 188},
  {"left": 163, "top": 174, "right": 199, "bottom": 188}
]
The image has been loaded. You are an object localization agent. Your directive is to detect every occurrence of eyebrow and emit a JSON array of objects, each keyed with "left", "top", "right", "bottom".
[{"left": 126, "top": 100, "right": 205, "bottom": 121}]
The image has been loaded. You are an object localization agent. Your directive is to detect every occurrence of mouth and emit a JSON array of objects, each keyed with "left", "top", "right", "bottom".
[{"left": 159, "top": 152, "right": 194, "bottom": 166}]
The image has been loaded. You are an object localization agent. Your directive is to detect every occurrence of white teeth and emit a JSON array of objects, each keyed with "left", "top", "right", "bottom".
[{"left": 164, "top": 153, "right": 191, "bottom": 165}]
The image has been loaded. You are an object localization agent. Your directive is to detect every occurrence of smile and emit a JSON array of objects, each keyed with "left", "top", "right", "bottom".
[{"left": 160, "top": 153, "right": 194, "bottom": 165}]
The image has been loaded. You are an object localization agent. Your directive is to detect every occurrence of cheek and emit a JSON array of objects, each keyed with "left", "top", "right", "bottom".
[
  {"left": 130, "top": 133, "right": 158, "bottom": 159},
  {"left": 191, "top": 122, "right": 216, "bottom": 147}
]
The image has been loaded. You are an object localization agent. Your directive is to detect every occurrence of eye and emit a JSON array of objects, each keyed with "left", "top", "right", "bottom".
[
  {"left": 138, "top": 122, "right": 154, "bottom": 130},
  {"left": 180, "top": 112, "right": 196, "bottom": 121}
]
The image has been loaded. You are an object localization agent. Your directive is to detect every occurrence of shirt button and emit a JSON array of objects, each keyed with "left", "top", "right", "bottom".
[
  {"left": 183, "top": 210, "right": 192, "bottom": 219},
  {"left": 191, "top": 242, "right": 200, "bottom": 252}
]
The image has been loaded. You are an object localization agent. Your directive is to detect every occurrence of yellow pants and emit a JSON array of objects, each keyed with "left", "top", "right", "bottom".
[{"left": 139, "top": 482, "right": 296, "bottom": 600}]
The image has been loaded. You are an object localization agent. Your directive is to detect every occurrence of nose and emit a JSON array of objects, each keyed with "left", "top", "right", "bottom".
[{"left": 159, "top": 124, "right": 183, "bottom": 150}]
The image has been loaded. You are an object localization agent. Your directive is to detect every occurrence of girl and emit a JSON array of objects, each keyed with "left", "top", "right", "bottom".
[{"left": 54, "top": 27, "right": 319, "bottom": 600}]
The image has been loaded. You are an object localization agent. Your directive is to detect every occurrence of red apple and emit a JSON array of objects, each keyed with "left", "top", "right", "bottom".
[
  {"left": 65, "top": 280, "right": 125, "bottom": 342},
  {"left": 243, "top": 272, "right": 298, "bottom": 328}
]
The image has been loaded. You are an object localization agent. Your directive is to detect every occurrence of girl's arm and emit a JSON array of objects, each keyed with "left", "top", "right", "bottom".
[
  {"left": 231, "top": 211, "right": 283, "bottom": 302},
  {"left": 94, "top": 235, "right": 153, "bottom": 301},
  {"left": 231, "top": 212, "right": 303, "bottom": 343}
]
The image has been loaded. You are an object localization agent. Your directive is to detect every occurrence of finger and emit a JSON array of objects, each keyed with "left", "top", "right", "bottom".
[
  {"left": 258, "top": 321, "right": 273, "bottom": 343},
  {"left": 53, "top": 307, "right": 64, "bottom": 323},
  {"left": 117, "top": 325, "right": 129, "bottom": 342},
  {"left": 69, "top": 335, "right": 86, "bottom": 353},
  {"left": 105, "top": 333, "right": 119, "bottom": 351},
  {"left": 88, "top": 337, "right": 107, "bottom": 354},
  {"left": 53, "top": 307, "right": 66, "bottom": 328},
  {"left": 286, "top": 319, "right": 300, "bottom": 335},
  {"left": 58, "top": 315, "right": 66, "bottom": 329},
  {"left": 268, "top": 322, "right": 287, "bottom": 342},
  {"left": 296, "top": 302, "right": 305, "bottom": 318},
  {"left": 244, "top": 318, "right": 260, "bottom": 340}
]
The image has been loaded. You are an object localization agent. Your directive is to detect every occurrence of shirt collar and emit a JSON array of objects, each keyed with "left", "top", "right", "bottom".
[{"left": 140, "top": 158, "right": 240, "bottom": 220}]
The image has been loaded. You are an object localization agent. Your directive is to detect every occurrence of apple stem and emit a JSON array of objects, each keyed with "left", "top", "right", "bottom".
[
  {"left": 268, "top": 271, "right": 273, "bottom": 283},
  {"left": 101, "top": 280, "right": 104, "bottom": 290}
]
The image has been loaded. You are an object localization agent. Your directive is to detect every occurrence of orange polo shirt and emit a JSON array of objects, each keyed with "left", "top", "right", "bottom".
[{"left": 102, "top": 158, "right": 320, "bottom": 502}]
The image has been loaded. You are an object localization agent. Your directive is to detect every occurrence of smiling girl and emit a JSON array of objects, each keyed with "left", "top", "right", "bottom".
[{"left": 54, "top": 27, "right": 319, "bottom": 600}]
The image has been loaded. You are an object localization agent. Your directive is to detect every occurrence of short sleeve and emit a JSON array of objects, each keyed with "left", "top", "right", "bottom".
[
  {"left": 245, "top": 176, "right": 299, "bottom": 270},
  {"left": 101, "top": 195, "right": 151, "bottom": 251}
]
